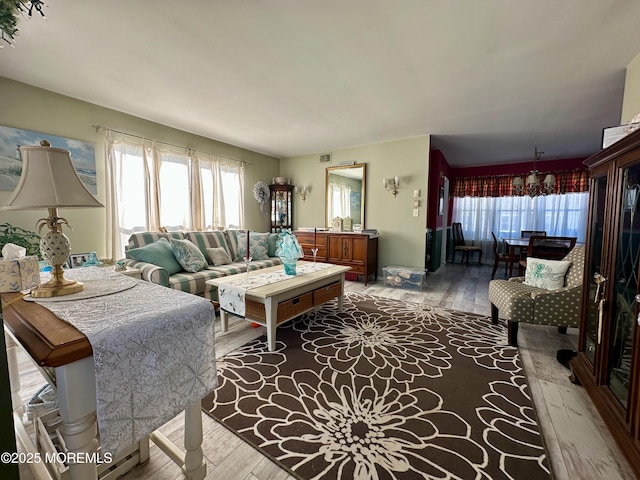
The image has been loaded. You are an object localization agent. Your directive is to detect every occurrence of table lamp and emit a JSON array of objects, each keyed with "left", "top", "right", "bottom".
[{"left": 1, "top": 140, "right": 104, "bottom": 297}]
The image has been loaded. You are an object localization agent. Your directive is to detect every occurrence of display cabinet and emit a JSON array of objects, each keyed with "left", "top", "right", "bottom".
[
  {"left": 270, "top": 184, "right": 294, "bottom": 233},
  {"left": 571, "top": 128, "right": 640, "bottom": 476}
]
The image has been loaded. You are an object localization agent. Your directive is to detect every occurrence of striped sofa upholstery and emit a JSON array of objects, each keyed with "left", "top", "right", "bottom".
[{"left": 125, "top": 230, "right": 282, "bottom": 300}]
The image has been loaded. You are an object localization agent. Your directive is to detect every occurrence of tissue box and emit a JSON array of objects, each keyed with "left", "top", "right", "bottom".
[{"left": 0, "top": 255, "right": 41, "bottom": 292}]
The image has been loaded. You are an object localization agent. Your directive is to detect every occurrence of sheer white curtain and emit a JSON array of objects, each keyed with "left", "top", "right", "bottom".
[
  {"left": 157, "top": 150, "right": 193, "bottom": 231},
  {"left": 106, "top": 136, "right": 159, "bottom": 259},
  {"left": 196, "top": 152, "right": 244, "bottom": 230},
  {"left": 105, "top": 130, "right": 245, "bottom": 259},
  {"left": 452, "top": 192, "right": 589, "bottom": 262},
  {"left": 327, "top": 183, "right": 351, "bottom": 220}
]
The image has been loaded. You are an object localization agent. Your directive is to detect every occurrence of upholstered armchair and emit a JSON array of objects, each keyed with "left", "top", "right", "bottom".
[{"left": 488, "top": 245, "right": 585, "bottom": 346}]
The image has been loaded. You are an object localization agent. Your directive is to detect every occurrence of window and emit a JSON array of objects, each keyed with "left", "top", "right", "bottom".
[
  {"left": 158, "top": 151, "right": 191, "bottom": 231},
  {"left": 107, "top": 137, "right": 244, "bottom": 258},
  {"left": 111, "top": 143, "right": 151, "bottom": 252},
  {"left": 452, "top": 192, "right": 589, "bottom": 258},
  {"left": 327, "top": 183, "right": 351, "bottom": 220}
]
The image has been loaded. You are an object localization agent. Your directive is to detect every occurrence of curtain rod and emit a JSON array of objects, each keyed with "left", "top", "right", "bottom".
[{"left": 92, "top": 124, "right": 251, "bottom": 166}]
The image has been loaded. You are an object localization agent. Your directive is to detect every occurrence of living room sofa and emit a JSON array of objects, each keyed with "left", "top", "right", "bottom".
[{"left": 123, "top": 230, "right": 282, "bottom": 300}]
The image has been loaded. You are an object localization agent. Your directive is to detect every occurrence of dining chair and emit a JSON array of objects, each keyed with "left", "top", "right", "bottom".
[
  {"left": 450, "top": 222, "right": 482, "bottom": 266},
  {"left": 518, "top": 235, "right": 578, "bottom": 274},
  {"left": 491, "top": 232, "right": 510, "bottom": 279},
  {"left": 519, "top": 230, "right": 547, "bottom": 264},
  {"left": 521, "top": 230, "right": 547, "bottom": 238}
]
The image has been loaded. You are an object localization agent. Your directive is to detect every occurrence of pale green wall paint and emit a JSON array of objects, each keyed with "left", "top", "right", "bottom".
[
  {"left": 0, "top": 77, "right": 279, "bottom": 257},
  {"left": 280, "top": 136, "right": 430, "bottom": 273},
  {"left": 622, "top": 51, "right": 640, "bottom": 124}
]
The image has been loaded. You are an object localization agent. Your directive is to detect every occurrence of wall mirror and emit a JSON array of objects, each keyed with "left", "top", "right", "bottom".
[{"left": 325, "top": 163, "right": 366, "bottom": 230}]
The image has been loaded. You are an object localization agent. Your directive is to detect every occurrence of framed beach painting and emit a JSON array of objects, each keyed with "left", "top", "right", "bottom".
[{"left": 0, "top": 125, "right": 97, "bottom": 194}]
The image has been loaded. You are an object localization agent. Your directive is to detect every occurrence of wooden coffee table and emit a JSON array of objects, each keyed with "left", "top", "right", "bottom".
[{"left": 207, "top": 262, "right": 351, "bottom": 351}]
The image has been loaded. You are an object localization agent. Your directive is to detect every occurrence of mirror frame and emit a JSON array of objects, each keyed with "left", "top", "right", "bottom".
[{"left": 325, "top": 163, "right": 366, "bottom": 230}]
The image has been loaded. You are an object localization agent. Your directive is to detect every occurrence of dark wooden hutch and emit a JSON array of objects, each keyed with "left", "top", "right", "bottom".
[
  {"left": 571, "top": 127, "right": 640, "bottom": 476},
  {"left": 269, "top": 184, "right": 294, "bottom": 233}
]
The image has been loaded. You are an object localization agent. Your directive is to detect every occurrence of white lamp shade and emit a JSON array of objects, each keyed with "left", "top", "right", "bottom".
[
  {"left": 512, "top": 176, "right": 524, "bottom": 187},
  {"left": 2, "top": 143, "right": 103, "bottom": 210},
  {"left": 526, "top": 174, "right": 540, "bottom": 186},
  {"left": 543, "top": 174, "right": 556, "bottom": 185}
]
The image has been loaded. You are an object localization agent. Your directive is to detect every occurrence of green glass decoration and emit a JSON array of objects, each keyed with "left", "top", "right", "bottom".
[{"left": 275, "top": 230, "right": 303, "bottom": 275}]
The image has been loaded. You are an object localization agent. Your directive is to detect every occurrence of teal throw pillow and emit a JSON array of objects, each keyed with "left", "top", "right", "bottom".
[
  {"left": 267, "top": 233, "right": 279, "bottom": 257},
  {"left": 523, "top": 257, "right": 571, "bottom": 290},
  {"left": 170, "top": 238, "right": 208, "bottom": 272},
  {"left": 236, "top": 232, "right": 270, "bottom": 261},
  {"left": 126, "top": 238, "right": 183, "bottom": 275}
]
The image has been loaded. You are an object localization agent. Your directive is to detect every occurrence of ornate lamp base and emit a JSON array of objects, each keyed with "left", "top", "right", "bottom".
[
  {"left": 30, "top": 277, "right": 84, "bottom": 298},
  {"left": 32, "top": 209, "right": 84, "bottom": 298}
]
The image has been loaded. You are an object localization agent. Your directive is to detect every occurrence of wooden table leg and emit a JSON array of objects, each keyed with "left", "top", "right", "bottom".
[
  {"left": 265, "top": 297, "right": 277, "bottom": 351},
  {"left": 56, "top": 357, "right": 99, "bottom": 480},
  {"left": 183, "top": 401, "right": 206, "bottom": 480},
  {"left": 4, "top": 331, "right": 23, "bottom": 416},
  {"left": 508, "top": 246, "right": 516, "bottom": 277},
  {"left": 220, "top": 309, "right": 228, "bottom": 332}
]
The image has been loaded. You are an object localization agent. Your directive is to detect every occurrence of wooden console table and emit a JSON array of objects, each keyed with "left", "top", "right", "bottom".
[
  {"left": 1, "top": 290, "right": 208, "bottom": 480},
  {"left": 294, "top": 231, "right": 378, "bottom": 285}
]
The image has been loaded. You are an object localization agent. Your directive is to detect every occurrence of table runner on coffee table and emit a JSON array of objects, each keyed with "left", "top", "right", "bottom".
[{"left": 218, "top": 262, "right": 332, "bottom": 317}]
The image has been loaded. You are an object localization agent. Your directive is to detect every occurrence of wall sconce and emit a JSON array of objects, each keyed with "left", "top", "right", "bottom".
[
  {"left": 383, "top": 177, "right": 400, "bottom": 197},
  {"left": 295, "top": 185, "right": 309, "bottom": 201}
]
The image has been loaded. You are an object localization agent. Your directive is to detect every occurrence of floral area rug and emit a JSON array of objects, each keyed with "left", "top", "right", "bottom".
[{"left": 201, "top": 292, "right": 551, "bottom": 480}]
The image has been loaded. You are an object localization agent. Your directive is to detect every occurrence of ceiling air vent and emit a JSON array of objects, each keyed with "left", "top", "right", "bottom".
[{"left": 319, "top": 153, "right": 332, "bottom": 163}]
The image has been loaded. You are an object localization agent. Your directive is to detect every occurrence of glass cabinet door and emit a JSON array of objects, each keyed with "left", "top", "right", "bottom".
[
  {"left": 270, "top": 185, "right": 293, "bottom": 232},
  {"left": 607, "top": 164, "right": 640, "bottom": 409},
  {"left": 584, "top": 175, "right": 608, "bottom": 366}
]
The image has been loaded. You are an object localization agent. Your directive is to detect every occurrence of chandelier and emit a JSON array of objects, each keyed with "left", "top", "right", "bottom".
[
  {"left": 512, "top": 145, "right": 556, "bottom": 197},
  {"left": 0, "top": 1, "right": 46, "bottom": 48}
]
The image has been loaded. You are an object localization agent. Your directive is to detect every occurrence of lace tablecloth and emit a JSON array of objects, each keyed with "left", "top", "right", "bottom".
[
  {"left": 31, "top": 267, "right": 217, "bottom": 455},
  {"left": 219, "top": 262, "right": 333, "bottom": 316}
]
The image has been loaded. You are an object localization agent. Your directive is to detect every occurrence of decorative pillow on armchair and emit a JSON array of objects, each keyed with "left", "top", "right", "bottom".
[
  {"left": 126, "top": 237, "right": 183, "bottom": 275},
  {"left": 236, "top": 232, "right": 270, "bottom": 261},
  {"left": 523, "top": 257, "right": 571, "bottom": 290},
  {"left": 170, "top": 238, "right": 208, "bottom": 272}
]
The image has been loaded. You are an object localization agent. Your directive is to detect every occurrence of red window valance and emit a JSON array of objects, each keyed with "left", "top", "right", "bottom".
[{"left": 450, "top": 169, "right": 588, "bottom": 198}]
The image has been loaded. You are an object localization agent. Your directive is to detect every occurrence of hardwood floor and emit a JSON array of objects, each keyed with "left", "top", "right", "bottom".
[{"left": 13, "top": 263, "right": 637, "bottom": 480}]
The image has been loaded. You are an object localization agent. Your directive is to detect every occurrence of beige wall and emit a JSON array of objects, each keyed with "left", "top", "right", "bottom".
[
  {"left": 280, "top": 136, "right": 430, "bottom": 273},
  {"left": 0, "top": 77, "right": 279, "bottom": 258},
  {"left": 622, "top": 51, "right": 640, "bottom": 123}
]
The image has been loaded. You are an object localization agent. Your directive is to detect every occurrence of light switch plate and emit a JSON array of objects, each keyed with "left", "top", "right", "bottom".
[
  {"left": 413, "top": 189, "right": 420, "bottom": 198},
  {"left": 413, "top": 208, "right": 419, "bottom": 217},
  {"left": 413, "top": 200, "right": 420, "bottom": 208}
]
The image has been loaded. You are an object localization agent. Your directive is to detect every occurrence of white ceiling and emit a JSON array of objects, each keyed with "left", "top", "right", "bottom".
[{"left": 2, "top": 1, "right": 640, "bottom": 167}]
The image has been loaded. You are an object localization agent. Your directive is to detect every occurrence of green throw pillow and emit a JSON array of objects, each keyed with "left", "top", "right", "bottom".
[
  {"left": 127, "top": 237, "right": 183, "bottom": 275},
  {"left": 523, "top": 257, "right": 571, "bottom": 290},
  {"left": 170, "top": 238, "right": 208, "bottom": 272}
]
